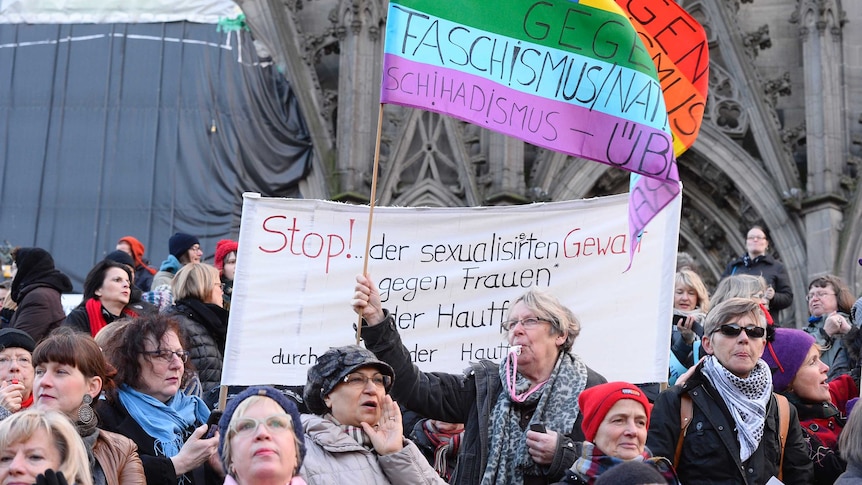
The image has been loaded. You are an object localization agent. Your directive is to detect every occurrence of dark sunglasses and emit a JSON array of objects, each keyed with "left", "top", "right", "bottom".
[{"left": 714, "top": 323, "right": 766, "bottom": 339}]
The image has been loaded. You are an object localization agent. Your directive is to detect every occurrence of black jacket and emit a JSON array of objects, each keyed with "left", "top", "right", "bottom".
[
  {"left": 362, "top": 312, "right": 606, "bottom": 485},
  {"left": 721, "top": 254, "right": 793, "bottom": 323},
  {"left": 647, "top": 364, "right": 812, "bottom": 484},
  {"left": 167, "top": 299, "right": 228, "bottom": 394}
]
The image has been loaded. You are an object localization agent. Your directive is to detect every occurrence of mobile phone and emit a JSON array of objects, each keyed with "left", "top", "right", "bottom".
[
  {"left": 529, "top": 423, "right": 546, "bottom": 433},
  {"left": 672, "top": 314, "right": 686, "bottom": 327},
  {"left": 204, "top": 410, "right": 223, "bottom": 439}
]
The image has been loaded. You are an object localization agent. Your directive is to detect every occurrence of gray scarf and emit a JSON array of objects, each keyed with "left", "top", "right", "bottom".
[
  {"left": 480, "top": 351, "right": 588, "bottom": 485},
  {"left": 702, "top": 356, "right": 772, "bottom": 461}
]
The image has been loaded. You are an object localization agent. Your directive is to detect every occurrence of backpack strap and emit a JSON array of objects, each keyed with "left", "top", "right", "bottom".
[
  {"left": 674, "top": 393, "right": 693, "bottom": 465},
  {"left": 775, "top": 393, "right": 790, "bottom": 481}
]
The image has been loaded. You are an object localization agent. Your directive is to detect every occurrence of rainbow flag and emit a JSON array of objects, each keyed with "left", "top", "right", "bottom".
[{"left": 381, "top": 0, "right": 681, "bottom": 265}]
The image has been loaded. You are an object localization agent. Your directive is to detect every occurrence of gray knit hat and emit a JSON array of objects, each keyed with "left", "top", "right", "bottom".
[{"left": 303, "top": 345, "right": 394, "bottom": 415}]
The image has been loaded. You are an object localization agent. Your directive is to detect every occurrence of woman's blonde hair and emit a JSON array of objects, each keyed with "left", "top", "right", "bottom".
[
  {"left": 711, "top": 274, "right": 767, "bottom": 308},
  {"left": 675, "top": 270, "right": 711, "bottom": 312},
  {"left": 221, "top": 395, "right": 303, "bottom": 478},
  {"left": 0, "top": 409, "right": 93, "bottom": 485},
  {"left": 172, "top": 262, "right": 220, "bottom": 302}
]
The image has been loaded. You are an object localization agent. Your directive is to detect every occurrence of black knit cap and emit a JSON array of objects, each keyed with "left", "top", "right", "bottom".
[
  {"left": 218, "top": 386, "right": 306, "bottom": 473},
  {"left": 105, "top": 250, "right": 135, "bottom": 268},
  {"left": 303, "top": 345, "right": 394, "bottom": 415},
  {"left": 594, "top": 460, "right": 667, "bottom": 485},
  {"left": 169, "top": 233, "right": 199, "bottom": 259},
  {"left": 0, "top": 328, "right": 36, "bottom": 353}
]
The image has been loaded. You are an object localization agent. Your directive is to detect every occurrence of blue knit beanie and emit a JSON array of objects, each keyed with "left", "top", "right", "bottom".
[{"left": 218, "top": 386, "right": 306, "bottom": 473}]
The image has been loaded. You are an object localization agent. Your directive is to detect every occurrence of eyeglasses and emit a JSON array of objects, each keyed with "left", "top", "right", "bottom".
[
  {"left": 341, "top": 373, "right": 392, "bottom": 389},
  {"left": 230, "top": 414, "right": 294, "bottom": 436},
  {"left": 746, "top": 236, "right": 766, "bottom": 241},
  {"left": 502, "top": 317, "right": 551, "bottom": 331},
  {"left": 0, "top": 356, "right": 32, "bottom": 368},
  {"left": 713, "top": 323, "right": 766, "bottom": 339},
  {"left": 806, "top": 291, "right": 836, "bottom": 302},
  {"left": 142, "top": 349, "right": 190, "bottom": 363},
  {"left": 190, "top": 245, "right": 203, "bottom": 253}
]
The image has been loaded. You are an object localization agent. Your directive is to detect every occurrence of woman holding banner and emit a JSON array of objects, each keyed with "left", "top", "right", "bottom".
[{"left": 352, "top": 274, "right": 606, "bottom": 485}]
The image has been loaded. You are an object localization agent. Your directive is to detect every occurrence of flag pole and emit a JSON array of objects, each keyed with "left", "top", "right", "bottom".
[{"left": 356, "top": 103, "right": 385, "bottom": 345}]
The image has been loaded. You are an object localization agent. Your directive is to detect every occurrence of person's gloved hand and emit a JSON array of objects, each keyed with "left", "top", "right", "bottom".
[{"left": 35, "top": 470, "right": 69, "bottom": 485}]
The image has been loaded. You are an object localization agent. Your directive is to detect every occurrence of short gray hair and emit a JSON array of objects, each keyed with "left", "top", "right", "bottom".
[{"left": 509, "top": 288, "right": 580, "bottom": 351}]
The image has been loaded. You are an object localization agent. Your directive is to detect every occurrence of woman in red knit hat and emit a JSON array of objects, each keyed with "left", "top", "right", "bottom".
[{"left": 214, "top": 239, "right": 238, "bottom": 311}]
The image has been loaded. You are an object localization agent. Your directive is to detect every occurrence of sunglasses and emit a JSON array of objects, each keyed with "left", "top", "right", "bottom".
[{"left": 714, "top": 323, "right": 766, "bottom": 339}]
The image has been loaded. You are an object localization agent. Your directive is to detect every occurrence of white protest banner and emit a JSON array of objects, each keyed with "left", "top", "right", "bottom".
[{"left": 222, "top": 192, "right": 681, "bottom": 386}]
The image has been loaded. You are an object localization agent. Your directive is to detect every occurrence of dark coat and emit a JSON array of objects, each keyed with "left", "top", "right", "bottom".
[
  {"left": 361, "top": 313, "right": 606, "bottom": 485},
  {"left": 167, "top": 299, "right": 228, "bottom": 394},
  {"left": 647, "top": 364, "right": 813, "bottom": 485},
  {"left": 721, "top": 254, "right": 793, "bottom": 323},
  {"left": 134, "top": 265, "right": 154, "bottom": 293},
  {"left": 8, "top": 247, "right": 73, "bottom": 342},
  {"left": 96, "top": 398, "right": 218, "bottom": 485}
]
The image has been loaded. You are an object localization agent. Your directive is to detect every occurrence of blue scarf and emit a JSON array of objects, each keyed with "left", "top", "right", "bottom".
[
  {"left": 118, "top": 384, "right": 210, "bottom": 457},
  {"left": 159, "top": 255, "right": 182, "bottom": 273}
]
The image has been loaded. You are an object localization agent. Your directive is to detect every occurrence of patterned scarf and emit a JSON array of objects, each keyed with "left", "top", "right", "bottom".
[
  {"left": 480, "top": 351, "right": 588, "bottom": 485},
  {"left": 572, "top": 441, "right": 650, "bottom": 483},
  {"left": 702, "top": 356, "right": 772, "bottom": 461},
  {"left": 422, "top": 420, "right": 462, "bottom": 480},
  {"left": 326, "top": 413, "right": 375, "bottom": 449}
]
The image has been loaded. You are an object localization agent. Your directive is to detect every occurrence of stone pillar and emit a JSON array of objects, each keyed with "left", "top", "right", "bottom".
[{"left": 485, "top": 132, "right": 528, "bottom": 204}]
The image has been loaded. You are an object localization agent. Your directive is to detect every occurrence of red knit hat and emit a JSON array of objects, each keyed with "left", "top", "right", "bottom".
[
  {"left": 214, "top": 239, "right": 239, "bottom": 272},
  {"left": 578, "top": 382, "right": 651, "bottom": 443}
]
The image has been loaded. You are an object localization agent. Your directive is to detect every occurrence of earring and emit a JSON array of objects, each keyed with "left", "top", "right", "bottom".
[{"left": 78, "top": 394, "right": 95, "bottom": 425}]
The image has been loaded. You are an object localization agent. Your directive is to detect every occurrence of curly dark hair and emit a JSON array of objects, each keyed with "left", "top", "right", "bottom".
[{"left": 102, "top": 313, "right": 193, "bottom": 401}]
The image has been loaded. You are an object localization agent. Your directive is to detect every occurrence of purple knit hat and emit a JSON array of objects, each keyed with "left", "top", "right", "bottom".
[{"left": 761, "top": 328, "right": 816, "bottom": 393}]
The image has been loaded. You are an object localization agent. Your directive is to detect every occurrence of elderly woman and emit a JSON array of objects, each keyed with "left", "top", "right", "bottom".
[
  {"left": 300, "top": 345, "right": 445, "bottom": 484},
  {"left": 647, "top": 298, "right": 812, "bottom": 484},
  {"left": 804, "top": 275, "right": 856, "bottom": 378},
  {"left": 0, "top": 409, "right": 93, "bottom": 485},
  {"left": 64, "top": 260, "right": 136, "bottom": 337},
  {"left": 762, "top": 328, "right": 857, "bottom": 484},
  {"left": 218, "top": 386, "right": 307, "bottom": 485},
  {"left": 555, "top": 382, "right": 677, "bottom": 484},
  {"left": 7, "top": 247, "right": 73, "bottom": 342},
  {"left": 353, "top": 275, "right": 606, "bottom": 484},
  {"left": 720, "top": 225, "right": 793, "bottom": 323},
  {"left": 0, "top": 328, "right": 36, "bottom": 421},
  {"left": 167, "top": 262, "right": 228, "bottom": 394},
  {"left": 669, "top": 270, "right": 710, "bottom": 385},
  {"left": 33, "top": 327, "right": 145, "bottom": 485},
  {"left": 97, "top": 314, "right": 220, "bottom": 485}
]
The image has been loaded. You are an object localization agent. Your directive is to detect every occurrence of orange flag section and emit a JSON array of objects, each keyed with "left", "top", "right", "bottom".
[{"left": 617, "top": 0, "right": 709, "bottom": 156}]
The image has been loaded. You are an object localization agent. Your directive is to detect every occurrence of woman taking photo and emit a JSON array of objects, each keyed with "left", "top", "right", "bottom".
[
  {"left": 32, "top": 327, "right": 145, "bottom": 485},
  {"left": 353, "top": 275, "right": 606, "bottom": 484},
  {"left": 763, "top": 328, "right": 857, "bottom": 484},
  {"left": 0, "top": 409, "right": 93, "bottom": 485},
  {"left": 219, "top": 386, "right": 307, "bottom": 485},
  {"left": 98, "top": 314, "right": 220, "bottom": 485},
  {"left": 167, "top": 263, "right": 229, "bottom": 394},
  {"left": 64, "top": 260, "right": 136, "bottom": 336},
  {"left": 300, "top": 345, "right": 445, "bottom": 484},
  {"left": 669, "top": 270, "right": 710, "bottom": 385},
  {"left": 647, "top": 298, "right": 812, "bottom": 484}
]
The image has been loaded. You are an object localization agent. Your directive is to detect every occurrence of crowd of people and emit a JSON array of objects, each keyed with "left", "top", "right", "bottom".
[{"left": 0, "top": 224, "right": 860, "bottom": 484}]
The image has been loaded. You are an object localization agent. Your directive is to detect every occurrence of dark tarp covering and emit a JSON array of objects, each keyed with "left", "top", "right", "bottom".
[{"left": 0, "top": 22, "right": 312, "bottom": 288}]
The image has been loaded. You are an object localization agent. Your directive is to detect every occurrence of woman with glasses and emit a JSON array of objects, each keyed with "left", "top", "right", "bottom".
[
  {"left": 803, "top": 275, "right": 855, "bottom": 378},
  {"left": 97, "top": 314, "right": 220, "bottom": 485},
  {"left": 352, "top": 276, "right": 606, "bottom": 485},
  {"left": 720, "top": 225, "right": 793, "bottom": 324},
  {"left": 0, "top": 328, "right": 37, "bottom": 421},
  {"left": 647, "top": 298, "right": 812, "bottom": 484},
  {"left": 32, "top": 327, "right": 145, "bottom": 485},
  {"left": 218, "top": 386, "right": 307, "bottom": 485},
  {"left": 300, "top": 345, "right": 446, "bottom": 484},
  {"left": 166, "top": 262, "right": 229, "bottom": 396}
]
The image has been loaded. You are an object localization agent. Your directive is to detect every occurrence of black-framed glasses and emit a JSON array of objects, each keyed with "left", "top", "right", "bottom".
[
  {"left": 341, "top": 373, "right": 392, "bottom": 389},
  {"left": 714, "top": 324, "right": 766, "bottom": 339},
  {"left": 502, "top": 317, "right": 551, "bottom": 331},
  {"left": 230, "top": 414, "right": 294, "bottom": 436},
  {"left": 142, "top": 349, "right": 190, "bottom": 363}
]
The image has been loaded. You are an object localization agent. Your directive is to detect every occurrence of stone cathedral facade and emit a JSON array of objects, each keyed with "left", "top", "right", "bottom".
[{"left": 239, "top": 0, "right": 862, "bottom": 327}]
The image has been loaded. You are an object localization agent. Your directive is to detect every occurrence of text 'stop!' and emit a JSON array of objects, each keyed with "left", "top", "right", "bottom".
[{"left": 380, "top": 0, "right": 681, "bottom": 268}]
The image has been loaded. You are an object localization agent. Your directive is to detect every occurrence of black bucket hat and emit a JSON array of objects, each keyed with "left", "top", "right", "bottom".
[{"left": 303, "top": 345, "right": 394, "bottom": 415}]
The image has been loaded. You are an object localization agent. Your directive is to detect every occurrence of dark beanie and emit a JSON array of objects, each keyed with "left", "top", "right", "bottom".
[
  {"left": 303, "top": 345, "right": 394, "bottom": 415},
  {"left": 578, "top": 382, "right": 651, "bottom": 443},
  {"left": 761, "top": 328, "right": 816, "bottom": 393},
  {"left": 218, "top": 386, "right": 305, "bottom": 473},
  {"left": 169, "top": 233, "right": 199, "bottom": 259},
  {"left": 105, "top": 250, "right": 135, "bottom": 268},
  {"left": 0, "top": 328, "right": 36, "bottom": 353},
  {"left": 594, "top": 460, "right": 667, "bottom": 485}
]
